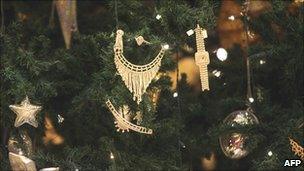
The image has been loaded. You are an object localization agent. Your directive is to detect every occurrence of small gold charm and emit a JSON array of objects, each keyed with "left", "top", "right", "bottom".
[{"left": 135, "top": 36, "right": 151, "bottom": 46}]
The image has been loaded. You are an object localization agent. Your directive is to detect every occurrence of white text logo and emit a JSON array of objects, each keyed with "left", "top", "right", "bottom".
[{"left": 284, "top": 159, "right": 301, "bottom": 167}]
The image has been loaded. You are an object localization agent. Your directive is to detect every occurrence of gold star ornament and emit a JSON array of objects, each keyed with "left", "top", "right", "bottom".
[{"left": 9, "top": 96, "right": 42, "bottom": 128}]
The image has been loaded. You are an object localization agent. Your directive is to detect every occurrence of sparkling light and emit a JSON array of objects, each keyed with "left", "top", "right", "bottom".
[
  {"left": 163, "top": 44, "right": 170, "bottom": 50},
  {"left": 216, "top": 48, "right": 228, "bottom": 61},
  {"left": 186, "top": 29, "right": 194, "bottom": 36},
  {"left": 228, "top": 15, "right": 235, "bottom": 21},
  {"left": 249, "top": 97, "right": 255, "bottom": 103},
  {"left": 110, "top": 152, "right": 114, "bottom": 159},
  {"left": 156, "top": 14, "right": 162, "bottom": 20},
  {"left": 259, "top": 60, "right": 266, "bottom": 65},
  {"left": 57, "top": 114, "right": 64, "bottom": 123},
  {"left": 173, "top": 92, "right": 178, "bottom": 97},
  {"left": 212, "top": 70, "right": 221, "bottom": 78},
  {"left": 268, "top": 151, "right": 273, "bottom": 156}
]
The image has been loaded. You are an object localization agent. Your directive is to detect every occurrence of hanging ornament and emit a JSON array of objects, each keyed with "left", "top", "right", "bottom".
[
  {"left": 8, "top": 130, "right": 36, "bottom": 171},
  {"left": 114, "top": 30, "right": 166, "bottom": 104},
  {"left": 194, "top": 24, "right": 210, "bottom": 91},
  {"left": 55, "top": 0, "right": 78, "bottom": 49},
  {"left": 105, "top": 100, "right": 153, "bottom": 134},
  {"left": 9, "top": 96, "right": 42, "bottom": 128},
  {"left": 219, "top": 1, "right": 259, "bottom": 160},
  {"left": 289, "top": 138, "right": 304, "bottom": 160},
  {"left": 8, "top": 130, "right": 33, "bottom": 157},
  {"left": 219, "top": 110, "right": 259, "bottom": 159},
  {"left": 9, "top": 152, "right": 37, "bottom": 171}
]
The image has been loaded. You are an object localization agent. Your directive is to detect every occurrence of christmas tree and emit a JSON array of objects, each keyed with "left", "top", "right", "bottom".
[{"left": 0, "top": 0, "right": 303, "bottom": 170}]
